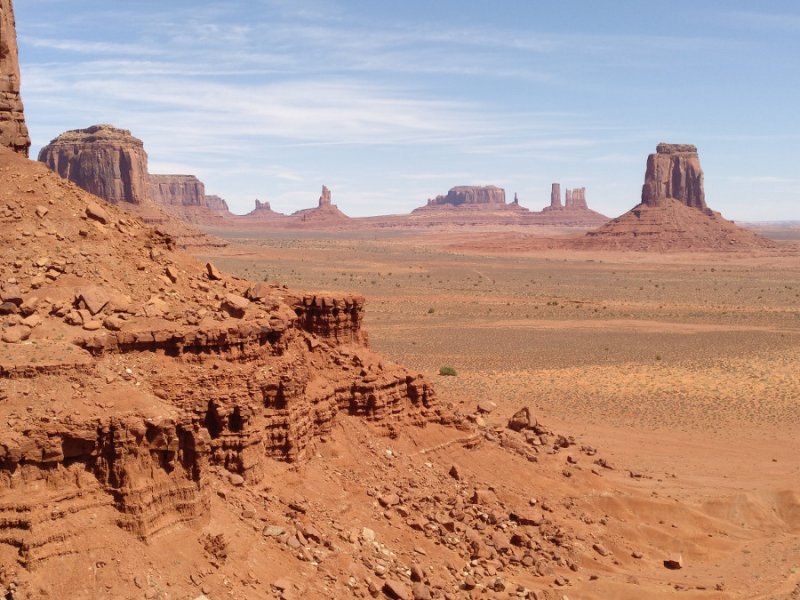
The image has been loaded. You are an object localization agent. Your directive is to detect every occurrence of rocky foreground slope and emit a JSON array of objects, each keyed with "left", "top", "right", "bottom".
[
  {"left": 0, "top": 148, "right": 445, "bottom": 594},
  {"left": 0, "top": 147, "right": 663, "bottom": 600}
]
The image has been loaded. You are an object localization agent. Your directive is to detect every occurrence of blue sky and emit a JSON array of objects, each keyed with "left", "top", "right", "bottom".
[{"left": 13, "top": 0, "right": 800, "bottom": 220}]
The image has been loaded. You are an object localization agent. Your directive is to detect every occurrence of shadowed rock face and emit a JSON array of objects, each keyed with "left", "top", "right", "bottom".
[
  {"left": 427, "top": 186, "right": 506, "bottom": 207},
  {"left": 38, "top": 125, "right": 151, "bottom": 204},
  {"left": 0, "top": 0, "right": 30, "bottom": 156},
  {"left": 641, "top": 143, "right": 706, "bottom": 210}
]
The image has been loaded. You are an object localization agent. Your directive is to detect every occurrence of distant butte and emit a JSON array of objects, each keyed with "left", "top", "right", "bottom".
[
  {"left": 584, "top": 143, "right": 773, "bottom": 251},
  {"left": 37, "top": 124, "right": 227, "bottom": 248}
]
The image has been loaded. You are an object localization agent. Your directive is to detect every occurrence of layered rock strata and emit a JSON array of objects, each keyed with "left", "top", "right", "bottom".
[
  {"left": 0, "top": 0, "right": 30, "bottom": 155},
  {"left": 38, "top": 125, "right": 151, "bottom": 204},
  {"left": 0, "top": 148, "right": 436, "bottom": 566}
]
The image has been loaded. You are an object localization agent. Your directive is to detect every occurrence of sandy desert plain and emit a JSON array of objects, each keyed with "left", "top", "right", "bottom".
[{"left": 198, "top": 224, "right": 800, "bottom": 599}]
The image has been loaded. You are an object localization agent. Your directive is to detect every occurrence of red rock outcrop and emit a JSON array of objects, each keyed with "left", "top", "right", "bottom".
[
  {"left": 0, "top": 0, "right": 30, "bottom": 156},
  {"left": 549, "top": 183, "right": 562, "bottom": 209},
  {"left": 204, "top": 194, "right": 229, "bottom": 211},
  {"left": 425, "top": 185, "right": 507, "bottom": 208},
  {"left": 565, "top": 187, "right": 587, "bottom": 209},
  {"left": 149, "top": 174, "right": 206, "bottom": 207},
  {"left": 585, "top": 143, "right": 772, "bottom": 250},
  {"left": 291, "top": 185, "right": 350, "bottom": 223},
  {"left": 0, "top": 147, "right": 437, "bottom": 567},
  {"left": 641, "top": 143, "right": 706, "bottom": 210},
  {"left": 38, "top": 125, "right": 151, "bottom": 204}
]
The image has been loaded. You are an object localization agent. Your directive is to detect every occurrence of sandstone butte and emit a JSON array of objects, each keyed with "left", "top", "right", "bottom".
[
  {"left": 36, "top": 125, "right": 228, "bottom": 249},
  {"left": 38, "top": 125, "right": 151, "bottom": 205},
  {"left": 584, "top": 143, "right": 774, "bottom": 251},
  {"left": 0, "top": 0, "right": 30, "bottom": 156}
]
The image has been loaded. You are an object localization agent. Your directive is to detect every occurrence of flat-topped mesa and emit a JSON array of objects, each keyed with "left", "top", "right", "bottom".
[
  {"left": 38, "top": 125, "right": 151, "bottom": 204},
  {"left": 149, "top": 174, "right": 206, "bottom": 207},
  {"left": 641, "top": 143, "right": 706, "bottom": 210},
  {"left": 565, "top": 187, "right": 588, "bottom": 209},
  {"left": 0, "top": 0, "right": 31, "bottom": 156},
  {"left": 319, "top": 185, "right": 332, "bottom": 208},
  {"left": 204, "top": 195, "right": 229, "bottom": 211},
  {"left": 550, "top": 183, "right": 562, "bottom": 209},
  {"left": 427, "top": 185, "right": 506, "bottom": 207}
]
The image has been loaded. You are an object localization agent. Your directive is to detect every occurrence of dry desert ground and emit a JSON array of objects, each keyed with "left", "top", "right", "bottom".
[{"left": 199, "top": 226, "right": 800, "bottom": 599}]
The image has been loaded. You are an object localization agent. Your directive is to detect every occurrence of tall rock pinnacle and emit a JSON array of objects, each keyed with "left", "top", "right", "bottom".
[
  {"left": 0, "top": 0, "right": 31, "bottom": 156},
  {"left": 641, "top": 143, "right": 706, "bottom": 210}
]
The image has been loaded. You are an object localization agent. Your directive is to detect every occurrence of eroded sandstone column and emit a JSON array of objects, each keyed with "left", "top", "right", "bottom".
[
  {"left": 0, "top": 0, "right": 31, "bottom": 156},
  {"left": 641, "top": 143, "right": 706, "bottom": 210},
  {"left": 550, "top": 183, "right": 562, "bottom": 209}
]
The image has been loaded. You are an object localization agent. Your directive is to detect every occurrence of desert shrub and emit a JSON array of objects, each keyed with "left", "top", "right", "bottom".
[
  {"left": 427, "top": 307, "right": 435, "bottom": 314},
  {"left": 439, "top": 366, "right": 457, "bottom": 377}
]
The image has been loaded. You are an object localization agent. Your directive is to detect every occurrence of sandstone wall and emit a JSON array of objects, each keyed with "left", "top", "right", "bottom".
[
  {"left": 0, "top": 0, "right": 30, "bottom": 156},
  {"left": 38, "top": 125, "right": 150, "bottom": 204},
  {"left": 641, "top": 143, "right": 706, "bottom": 210},
  {"left": 149, "top": 174, "right": 206, "bottom": 207}
]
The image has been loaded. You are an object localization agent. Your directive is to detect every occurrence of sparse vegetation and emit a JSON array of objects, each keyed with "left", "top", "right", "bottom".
[{"left": 438, "top": 366, "right": 457, "bottom": 377}]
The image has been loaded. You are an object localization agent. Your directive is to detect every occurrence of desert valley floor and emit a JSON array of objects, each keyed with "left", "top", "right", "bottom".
[{"left": 197, "top": 225, "right": 800, "bottom": 599}]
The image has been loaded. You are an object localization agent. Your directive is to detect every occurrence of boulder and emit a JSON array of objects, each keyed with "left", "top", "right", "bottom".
[{"left": 508, "top": 407, "right": 536, "bottom": 431}]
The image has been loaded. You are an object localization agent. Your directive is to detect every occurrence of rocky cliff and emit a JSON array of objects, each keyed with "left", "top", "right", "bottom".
[
  {"left": 149, "top": 174, "right": 206, "bottom": 207},
  {"left": 641, "top": 143, "right": 706, "bottom": 210},
  {"left": 0, "top": 0, "right": 30, "bottom": 156},
  {"left": 38, "top": 125, "right": 151, "bottom": 204},
  {"left": 0, "top": 147, "right": 437, "bottom": 570},
  {"left": 426, "top": 186, "right": 507, "bottom": 208}
]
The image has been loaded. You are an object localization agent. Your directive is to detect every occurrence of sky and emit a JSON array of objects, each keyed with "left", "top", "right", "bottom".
[{"left": 13, "top": 0, "right": 800, "bottom": 220}]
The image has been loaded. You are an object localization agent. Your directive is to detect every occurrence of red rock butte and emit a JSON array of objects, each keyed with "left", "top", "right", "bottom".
[
  {"left": 38, "top": 125, "right": 151, "bottom": 204},
  {"left": 585, "top": 143, "right": 772, "bottom": 251}
]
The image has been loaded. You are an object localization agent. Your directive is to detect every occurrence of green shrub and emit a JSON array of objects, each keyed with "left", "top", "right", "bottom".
[{"left": 439, "top": 366, "right": 457, "bottom": 377}]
